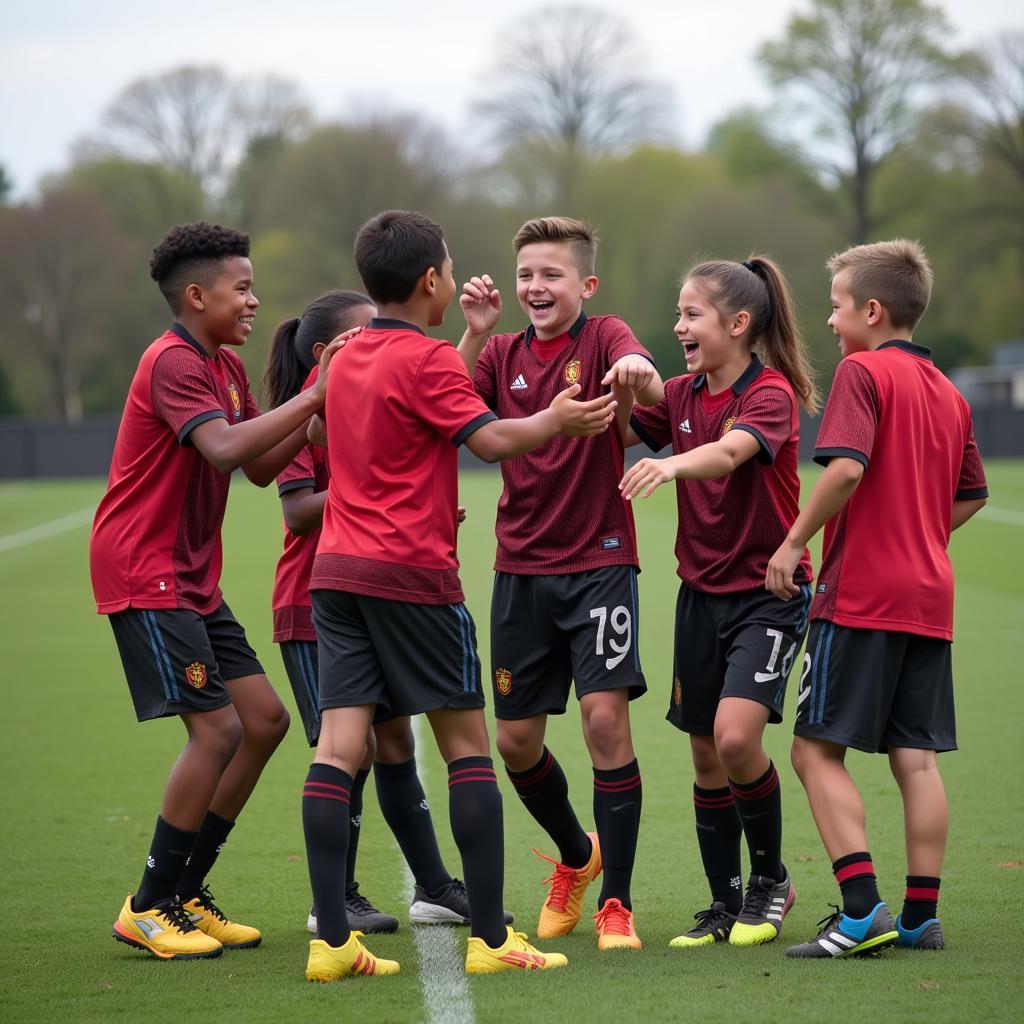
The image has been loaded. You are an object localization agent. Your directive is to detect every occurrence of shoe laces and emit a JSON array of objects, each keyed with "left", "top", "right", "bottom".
[
  {"left": 191, "top": 885, "right": 228, "bottom": 923},
  {"left": 508, "top": 930, "right": 540, "bottom": 953},
  {"left": 535, "top": 851, "right": 582, "bottom": 913},
  {"left": 593, "top": 899, "right": 633, "bottom": 935},
  {"left": 813, "top": 903, "right": 842, "bottom": 937},
  {"left": 346, "top": 889, "right": 380, "bottom": 916},
  {"left": 154, "top": 897, "right": 200, "bottom": 934},
  {"left": 693, "top": 904, "right": 735, "bottom": 930},
  {"left": 739, "top": 877, "right": 775, "bottom": 919}
]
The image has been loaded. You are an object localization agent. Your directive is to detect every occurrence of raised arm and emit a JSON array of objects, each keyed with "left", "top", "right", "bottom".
[{"left": 457, "top": 274, "right": 501, "bottom": 375}]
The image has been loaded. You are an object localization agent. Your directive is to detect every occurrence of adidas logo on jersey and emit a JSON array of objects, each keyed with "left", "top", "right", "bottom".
[
  {"left": 510, "top": 374, "right": 528, "bottom": 390},
  {"left": 679, "top": 419, "right": 692, "bottom": 433}
]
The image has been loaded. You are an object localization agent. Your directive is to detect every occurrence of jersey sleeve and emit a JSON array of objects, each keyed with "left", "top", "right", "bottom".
[
  {"left": 602, "top": 317, "right": 653, "bottom": 366},
  {"left": 416, "top": 343, "right": 498, "bottom": 445},
  {"left": 955, "top": 415, "right": 988, "bottom": 500},
  {"left": 472, "top": 339, "right": 498, "bottom": 410},
  {"left": 731, "top": 383, "right": 796, "bottom": 466},
  {"left": 150, "top": 347, "right": 226, "bottom": 444},
  {"left": 813, "top": 359, "right": 879, "bottom": 469},
  {"left": 629, "top": 382, "right": 675, "bottom": 452},
  {"left": 277, "top": 444, "right": 317, "bottom": 496}
]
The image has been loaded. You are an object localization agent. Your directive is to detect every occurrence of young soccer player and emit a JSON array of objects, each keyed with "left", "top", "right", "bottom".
[
  {"left": 90, "top": 221, "right": 345, "bottom": 960},
  {"left": 766, "top": 240, "right": 988, "bottom": 958},
  {"left": 302, "top": 209, "right": 618, "bottom": 982},
  {"left": 618, "top": 256, "right": 818, "bottom": 949},
  {"left": 264, "top": 289, "right": 512, "bottom": 934},
  {"left": 458, "top": 217, "right": 661, "bottom": 951}
]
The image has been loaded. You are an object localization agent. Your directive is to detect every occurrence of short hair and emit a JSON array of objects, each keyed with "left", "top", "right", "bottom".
[
  {"left": 827, "top": 239, "right": 933, "bottom": 330},
  {"left": 512, "top": 216, "right": 598, "bottom": 277},
  {"left": 149, "top": 221, "right": 251, "bottom": 315},
  {"left": 353, "top": 210, "right": 446, "bottom": 305}
]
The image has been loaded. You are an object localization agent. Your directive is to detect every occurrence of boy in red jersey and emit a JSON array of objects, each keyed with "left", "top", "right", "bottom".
[
  {"left": 767, "top": 240, "right": 988, "bottom": 958},
  {"left": 90, "top": 222, "right": 345, "bottom": 960},
  {"left": 619, "top": 256, "right": 818, "bottom": 951},
  {"left": 302, "top": 209, "right": 617, "bottom": 983},
  {"left": 458, "top": 217, "right": 662, "bottom": 951}
]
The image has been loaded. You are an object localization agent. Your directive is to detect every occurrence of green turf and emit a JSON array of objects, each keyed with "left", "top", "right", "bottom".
[{"left": 1, "top": 464, "right": 1021, "bottom": 1023}]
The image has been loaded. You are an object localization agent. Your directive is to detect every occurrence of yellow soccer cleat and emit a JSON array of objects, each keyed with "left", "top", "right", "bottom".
[
  {"left": 182, "top": 886, "right": 262, "bottom": 949},
  {"left": 594, "top": 898, "right": 642, "bottom": 950},
  {"left": 729, "top": 870, "right": 795, "bottom": 947},
  {"left": 306, "top": 931, "right": 400, "bottom": 982},
  {"left": 112, "top": 894, "right": 223, "bottom": 960},
  {"left": 668, "top": 903, "right": 736, "bottom": 948},
  {"left": 535, "top": 833, "right": 602, "bottom": 939},
  {"left": 465, "top": 926, "right": 569, "bottom": 974}
]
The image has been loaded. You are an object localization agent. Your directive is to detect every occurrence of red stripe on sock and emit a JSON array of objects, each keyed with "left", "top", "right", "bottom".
[
  {"left": 449, "top": 765, "right": 496, "bottom": 781},
  {"left": 835, "top": 861, "right": 874, "bottom": 884},
  {"left": 693, "top": 793, "right": 735, "bottom": 809},
  {"left": 303, "top": 780, "right": 350, "bottom": 797},
  {"left": 905, "top": 886, "right": 940, "bottom": 901},
  {"left": 302, "top": 787, "right": 350, "bottom": 804},
  {"left": 729, "top": 769, "right": 780, "bottom": 802},
  {"left": 448, "top": 772, "right": 497, "bottom": 788},
  {"left": 511, "top": 752, "right": 554, "bottom": 789},
  {"left": 594, "top": 773, "right": 641, "bottom": 793}
]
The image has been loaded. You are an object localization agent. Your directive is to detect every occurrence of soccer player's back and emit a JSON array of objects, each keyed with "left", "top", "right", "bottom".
[{"left": 767, "top": 239, "right": 988, "bottom": 958}]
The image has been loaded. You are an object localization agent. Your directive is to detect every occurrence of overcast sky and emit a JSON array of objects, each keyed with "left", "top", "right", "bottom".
[{"left": 1, "top": 0, "right": 1017, "bottom": 198}]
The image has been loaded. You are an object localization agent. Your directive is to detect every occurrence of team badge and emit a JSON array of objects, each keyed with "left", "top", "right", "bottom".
[
  {"left": 227, "top": 383, "right": 242, "bottom": 420},
  {"left": 563, "top": 359, "right": 582, "bottom": 385},
  {"left": 722, "top": 416, "right": 736, "bottom": 435},
  {"left": 495, "top": 667, "right": 512, "bottom": 696},
  {"left": 185, "top": 662, "right": 208, "bottom": 689},
  {"left": 673, "top": 676, "right": 682, "bottom": 705}
]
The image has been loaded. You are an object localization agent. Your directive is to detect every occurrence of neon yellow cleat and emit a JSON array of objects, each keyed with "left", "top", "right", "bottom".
[
  {"left": 465, "top": 926, "right": 569, "bottom": 973},
  {"left": 182, "top": 886, "right": 261, "bottom": 949},
  {"left": 535, "top": 832, "right": 602, "bottom": 939},
  {"left": 594, "top": 898, "right": 642, "bottom": 950},
  {"left": 112, "top": 894, "right": 223, "bottom": 960},
  {"left": 729, "top": 870, "right": 795, "bottom": 947},
  {"left": 306, "top": 931, "right": 400, "bottom": 981},
  {"left": 669, "top": 903, "right": 736, "bottom": 948}
]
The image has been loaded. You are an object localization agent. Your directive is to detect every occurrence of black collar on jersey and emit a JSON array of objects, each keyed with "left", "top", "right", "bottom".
[
  {"left": 368, "top": 316, "right": 426, "bottom": 336},
  {"left": 690, "top": 354, "right": 764, "bottom": 394},
  {"left": 523, "top": 310, "right": 587, "bottom": 347},
  {"left": 877, "top": 339, "right": 933, "bottom": 361},
  {"left": 170, "top": 321, "right": 213, "bottom": 358}
]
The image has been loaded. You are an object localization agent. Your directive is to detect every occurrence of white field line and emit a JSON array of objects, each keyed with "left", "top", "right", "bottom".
[
  {"left": 402, "top": 715, "right": 475, "bottom": 1024},
  {"left": 979, "top": 505, "right": 1024, "bottom": 527},
  {"left": 0, "top": 506, "right": 94, "bottom": 553}
]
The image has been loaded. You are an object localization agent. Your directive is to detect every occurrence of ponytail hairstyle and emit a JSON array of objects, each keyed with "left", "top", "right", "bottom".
[
  {"left": 685, "top": 256, "right": 819, "bottom": 414},
  {"left": 262, "top": 289, "right": 374, "bottom": 408}
]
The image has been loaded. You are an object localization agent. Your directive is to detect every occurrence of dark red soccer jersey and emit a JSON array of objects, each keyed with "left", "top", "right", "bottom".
[
  {"left": 311, "top": 318, "right": 497, "bottom": 605},
  {"left": 473, "top": 313, "right": 650, "bottom": 574},
  {"left": 272, "top": 369, "right": 325, "bottom": 642},
  {"left": 90, "top": 324, "right": 261, "bottom": 615},
  {"left": 810, "top": 341, "right": 987, "bottom": 640},
  {"left": 631, "top": 357, "right": 813, "bottom": 593}
]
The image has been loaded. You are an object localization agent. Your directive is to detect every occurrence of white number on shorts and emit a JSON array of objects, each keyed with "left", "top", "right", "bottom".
[
  {"left": 795, "top": 653, "right": 812, "bottom": 714},
  {"left": 754, "top": 628, "right": 797, "bottom": 684},
  {"left": 589, "top": 605, "right": 632, "bottom": 670}
]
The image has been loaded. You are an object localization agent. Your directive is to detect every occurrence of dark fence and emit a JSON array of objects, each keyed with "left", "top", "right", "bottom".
[{"left": 2, "top": 409, "right": 1023, "bottom": 479}]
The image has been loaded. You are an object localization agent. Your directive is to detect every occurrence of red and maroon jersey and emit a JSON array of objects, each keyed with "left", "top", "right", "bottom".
[
  {"left": 473, "top": 313, "right": 651, "bottom": 574},
  {"left": 90, "top": 324, "right": 261, "bottom": 615},
  {"left": 631, "top": 357, "right": 812, "bottom": 593},
  {"left": 810, "top": 341, "right": 987, "bottom": 640},
  {"left": 272, "top": 369, "right": 325, "bottom": 642},
  {"left": 311, "top": 318, "right": 496, "bottom": 605}
]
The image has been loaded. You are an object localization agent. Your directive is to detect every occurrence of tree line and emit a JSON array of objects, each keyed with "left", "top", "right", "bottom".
[{"left": 0, "top": 0, "right": 1021, "bottom": 420}]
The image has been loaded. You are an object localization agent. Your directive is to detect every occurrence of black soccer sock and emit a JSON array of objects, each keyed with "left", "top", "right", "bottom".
[
  {"left": 176, "top": 810, "right": 234, "bottom": 900},
  {"left": 448, "top": 756, "right": 506, "bottom": 948},
  {"left": 374, "top": 758, "right": 451, "bottom": 894},
  {"left": 134, "top": 816, "right": 197, "bottom": 911},
  {"left": 692, "top": 784, "right": 743, "bottom": 914},
  {"left": 507, "top": 747, "right": 592, "bottom": 869},
  {"left": 833, "top": 852, "right": 882, "bottom": 919},
  {"left": 593, "top": 759, "right": 642, "bottom": 911},
  {"left": 902, "top": 875, "right": 941, "bottom": 929},
  {"left": 729, "top": 761, "right": 785, "bottom": 882},
  {"left": 345, "top": 768, "right": 371, "bottom": 893},
  {"left": 302, "top": 763, "right": 353, "bottom": 948}
]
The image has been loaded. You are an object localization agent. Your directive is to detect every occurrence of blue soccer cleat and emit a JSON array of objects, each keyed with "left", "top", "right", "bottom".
[
  {"left": 786, "top": 902, "right": 899, "bottom": 958},
  {"left": 896, "top": 913, "right": 944, "bottom": 950}
]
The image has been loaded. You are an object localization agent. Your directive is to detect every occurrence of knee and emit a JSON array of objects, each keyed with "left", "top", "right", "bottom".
[
  {"left": 196, "top": 713, "right": 244, "bottom": 766},
  {"left": 247, "top": 701, "right": 290, "bottom": 751},
  {"left": 375, "top": 723, "right": 414, "bottom": 765},
  {"left": 790, "top": 737, "right": 813, "bottom": 782},
  {"left": 690, "top": 736, "right": 721, "bottom": 777},
  {"left": 495, "top": 725, "right": 540, "bottom": 769},
  {"left": 582, "top": 703, "right": 625, "bottom": 759},
  {"left": 713, "top": 726, "right": 757, "bottom": 772}
]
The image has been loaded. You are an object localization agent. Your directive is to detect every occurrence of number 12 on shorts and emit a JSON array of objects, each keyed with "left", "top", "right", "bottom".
[{"left": 590, "top": 605, "right": 632, "bottom": 670}]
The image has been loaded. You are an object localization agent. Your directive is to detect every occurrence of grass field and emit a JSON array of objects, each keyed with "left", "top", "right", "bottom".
[{"left": 1, "top": 463, "right": 1022, "bottom": 1023}]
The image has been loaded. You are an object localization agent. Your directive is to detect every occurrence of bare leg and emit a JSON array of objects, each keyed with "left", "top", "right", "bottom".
[
  {"left": 889, "top": 746, "right": 948, "bottom": 877},
  {"left": 790, "top": 735, "right": 867, "bottom": 859}
]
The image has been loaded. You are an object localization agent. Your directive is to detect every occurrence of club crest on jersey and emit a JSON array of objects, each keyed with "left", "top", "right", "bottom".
[
  {"left": 227, "top": 383, "right": 242, "bottom": 420},
  {"left": 495, "top": 667, "right": 512, "bottom": 696},
  {"left": 722, "top": 416, "right": 736, "bottom": 435},
  {"left": 185, "top": 662, "right": 208, "bottom": 689},
  {"left": 563, "top": 359, "right": 582, "bottom": 385},
  {"left": 673, "top": 676, "right": 682, "bottom": 705}
]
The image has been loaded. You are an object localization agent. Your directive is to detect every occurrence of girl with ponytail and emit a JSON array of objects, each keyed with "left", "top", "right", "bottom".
[
  {"left": 265, "top": 291, "right": 489, "bottom": 935},
  {"left": 617, "top": 256, "right": 818, "bottom": 951}
]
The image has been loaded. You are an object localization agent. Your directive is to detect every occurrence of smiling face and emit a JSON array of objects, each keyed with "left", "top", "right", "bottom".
[
  {"left": 516, "top": 241, "right": 597, "bottom": 340},
  {"left": 827, "top": 270, "right": 870, "bottom": 357},
  {"left": 673, "top": 278, "right": 749, "bottom": 380},
  {"left": 199, "top": 256, "right": 259, "bottom": 347}
]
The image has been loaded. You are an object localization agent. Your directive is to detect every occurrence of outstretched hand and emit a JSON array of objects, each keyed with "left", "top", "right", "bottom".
[
  {"left": 309, "top": 326, "right": 363, "bottom": 406},
  {"left": 619, "top": 457, "right": 674, "bottom": 500},
  {"left": 460, "top": 275, "right": 502, "bottom": 336},
  {"left": 550, "top": 384, "right": 617, "bottom": 436}
]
